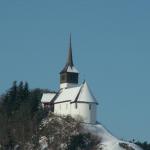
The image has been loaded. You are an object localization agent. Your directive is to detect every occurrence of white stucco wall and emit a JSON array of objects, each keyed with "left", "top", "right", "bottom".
[
  {"left": 70, "top": 103, "right": 97, "bottom": 124},
  {"left": 54, "top": 102, "right": 71, "bottom": 116},
  {"left": 54, "top": 101, "right": 97, "bottom": 124},
  {"left": 60, "top": 83, "right": 78, "bottom": 89}
]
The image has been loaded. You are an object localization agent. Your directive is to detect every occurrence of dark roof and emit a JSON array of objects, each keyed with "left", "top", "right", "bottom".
[{"left": 60, "top": 35, "right": 74, "bottom": 74}]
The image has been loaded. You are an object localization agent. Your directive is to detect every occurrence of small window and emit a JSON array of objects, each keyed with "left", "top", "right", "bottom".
[
  {"left": 89, "top": 104, "right": 91, "bottom": 110},
  {"left": 61, "top": 75, "right": 65, "bottom": 81},
  {"left": 75, "top": 103, "right": 77, "bottom": 109}
]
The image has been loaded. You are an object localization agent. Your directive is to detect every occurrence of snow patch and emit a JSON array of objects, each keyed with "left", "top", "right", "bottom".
[
  {"left": 39, "top": 136, "right": 48, "bottom": 150},
  {"left": 84, "top": 123, "right": 143, "bottom": 150},
  {"left": 67, "top": 66, "right": 79, "bottom": 73}
]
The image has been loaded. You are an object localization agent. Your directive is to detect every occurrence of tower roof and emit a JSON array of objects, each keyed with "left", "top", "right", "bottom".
[
  {"left": 67, "top": 34, "right": 74, "bottom": 67},
  {"left": 60, "top": 34, "right": 78, "bottom": 74}
]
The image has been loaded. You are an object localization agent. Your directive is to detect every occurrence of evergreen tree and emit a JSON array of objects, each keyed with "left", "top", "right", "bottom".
[
  {"left": 2, "top": 81, "right": 17, "bottom": 116},
  {"left": 0, "top": 81, "right": 47, "bottom": 149},
  {"left": 135, "top": 141, "right": 150, "bottom": 150},
  {"left": 17, "top": 81, "right": 24, "bottom": 100},
  {"left": 24, "top": 81, "right": 29, "bottom": 98}
]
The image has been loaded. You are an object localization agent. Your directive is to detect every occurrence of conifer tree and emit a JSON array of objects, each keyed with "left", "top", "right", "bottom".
[
  {"left": 24, "top": 81, "right": 29, "bottom": 99},
  {"left": 3, "top": 81, "right": 17, "bottom": 115}
]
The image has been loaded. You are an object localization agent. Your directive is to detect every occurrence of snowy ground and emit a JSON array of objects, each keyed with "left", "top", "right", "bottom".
[
  {"left": 39, "top": 115, "right": 143, "bottom": 150},
  {"left": 84, "top": 123, "right": 143, "bottom": 150}
]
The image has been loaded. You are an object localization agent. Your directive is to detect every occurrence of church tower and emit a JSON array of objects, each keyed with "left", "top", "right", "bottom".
[{"left": 60, "top": 35, "right": 79, "bottom": 89}]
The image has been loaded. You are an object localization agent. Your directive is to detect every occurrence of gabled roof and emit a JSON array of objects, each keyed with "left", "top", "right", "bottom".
[
  {"left": 53, "top": 81, "right": 98, "bottom": 104},
  {"left": 54, "top": 86, "right": 81, "bottom": 103},
  {"left": 76, "top": 81, "right": 98, "bottom": 104},
  {"left": 60, "top": 34, "right": 79, "bottom": 74},
  {"left": 41, "top": 93, "right": 56, "bottom": 103}
]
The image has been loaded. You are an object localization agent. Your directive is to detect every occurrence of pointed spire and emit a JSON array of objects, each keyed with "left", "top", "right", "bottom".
[
  {"left": 67, "top": 33, "right": 74, "bottom": 67},
  {"left": 69, "top": 33, "right": 72, "bottom": 49},
  {"left": 60, "top": 34, "right": 79, "bottom": 74}
]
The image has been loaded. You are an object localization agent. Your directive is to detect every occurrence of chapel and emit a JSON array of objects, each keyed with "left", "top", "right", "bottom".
[{"left": 41, "top": 36, "right": 98, "bottom": 124}]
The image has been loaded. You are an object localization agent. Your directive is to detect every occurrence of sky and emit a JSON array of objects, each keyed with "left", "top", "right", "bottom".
[{"left": 0, "top": 0, "right": 150, "bottom": 142}]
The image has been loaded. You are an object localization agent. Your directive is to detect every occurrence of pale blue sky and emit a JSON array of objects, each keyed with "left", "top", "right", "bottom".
[{"left": 0, "top": 0, "right": 150, "bottom": 142}]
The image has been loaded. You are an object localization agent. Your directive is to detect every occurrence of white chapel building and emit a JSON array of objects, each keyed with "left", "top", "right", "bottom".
[{"left": 41, "top": 36, "right": 98, "bottom": 124}]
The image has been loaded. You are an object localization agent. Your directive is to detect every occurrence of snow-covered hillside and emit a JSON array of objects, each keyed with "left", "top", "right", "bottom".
[
  {"left": 84, "top": 123, "right": 143, "bottom": 150},
  {"left": 38, "top": 114, "right": 143, "bottom": 150}
]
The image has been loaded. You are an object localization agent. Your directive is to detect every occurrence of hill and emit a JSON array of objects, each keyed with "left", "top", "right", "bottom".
[
  {"left": 85, "top": 123, "right": 142, "bottom": 150},
  {"left": 0, "top": 81, "right": 146, "bottom": 150}
]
